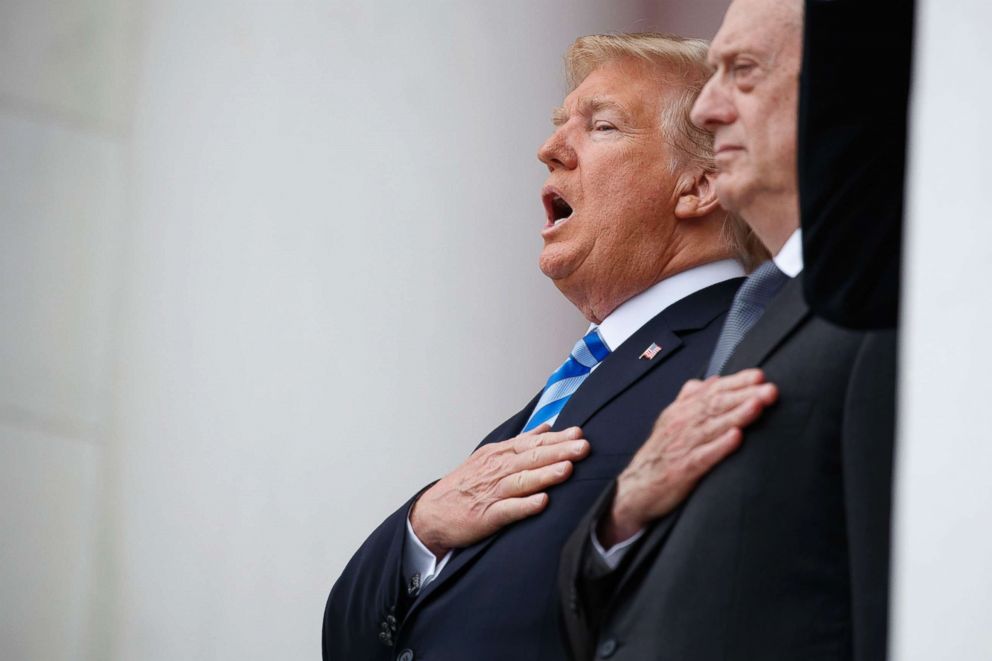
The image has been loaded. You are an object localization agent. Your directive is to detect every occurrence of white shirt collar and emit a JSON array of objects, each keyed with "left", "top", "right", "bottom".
[
  {"left": 593, "top": 259, "right": 746, "bottom": 351},
  {"left": 773, "top": 228, "right": 804, "bottom": 277}
]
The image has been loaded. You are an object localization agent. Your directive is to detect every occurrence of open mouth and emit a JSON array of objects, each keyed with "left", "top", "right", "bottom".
[{"left": 542, "top": 187, "right": 574, "bottom": 229}]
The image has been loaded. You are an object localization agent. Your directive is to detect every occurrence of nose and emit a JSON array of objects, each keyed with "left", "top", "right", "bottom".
[
  {"left": 690, "top": 76, "right": 736, "bottom": 130},
  {"left": 537, "top": 126, "right": 577, "bottom": 171}
]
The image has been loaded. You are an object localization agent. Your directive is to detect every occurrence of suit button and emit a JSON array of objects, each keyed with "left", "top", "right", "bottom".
[
  {"left": 598, "top": 637, "right": 618, "bottom": 658},
  {"left": 397, "top": 650, "right": 415, "bottom": 661}
]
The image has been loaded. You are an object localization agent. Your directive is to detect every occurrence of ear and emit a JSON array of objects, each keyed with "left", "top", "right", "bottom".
[{"left": 674, "top": 170, "right": 721, "bottom": 220}]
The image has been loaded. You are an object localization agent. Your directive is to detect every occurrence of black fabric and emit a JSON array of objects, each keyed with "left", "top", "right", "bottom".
[
  {"left": 559, "top": 276, "right": 897, "bottom": 661},
  {"left": 321, "top": 278, "right": 743, "bottom": 661},
  {"left": 798, "top": 0, "right": 914, "bottom": 329}
]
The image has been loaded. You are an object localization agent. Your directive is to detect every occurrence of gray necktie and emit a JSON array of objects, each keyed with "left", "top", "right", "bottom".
[{"left": 705, "top": 260, "right": 790, "bottom": 377}]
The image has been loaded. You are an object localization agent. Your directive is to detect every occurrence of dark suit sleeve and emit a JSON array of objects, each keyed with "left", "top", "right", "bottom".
[
  {"left": 322, "top": 402, "right": 535, "bottom": 660},
  {"left": 558, "top": 482, "right": 619, "bottom": 661},
  {"left": 841, "top": 330, "right": 898, "bottom": 661},
  {"left": 559, "top": 481, "right": 681, "bottom": 661},
  {"left": 798, "top": 0, "right": 914, "bottom": 329},
  {"left": 321, "top": 492, "right": 421, "bottom": 660}
]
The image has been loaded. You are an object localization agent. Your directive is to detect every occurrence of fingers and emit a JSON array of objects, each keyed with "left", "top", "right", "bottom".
[
  {"left": 495, "top": 460, "right": 574, "bottom": 498},
  {"left": 683, "top": 427, "right": 743, "bottom": 481},
  {"left": 677, "top": 369, "right": 764, "bottom": 400},
  {"left": 484, "top": 492, "right": 549, "bottom": 529},
  {"left": 508, "top": 438, "right": 589, "bottom": 472},
  {"left": 677, "top": 378, "right": 707, "bottom": 398},
  {"left": 704, "top": 383, "right": 778, "bottom": 417},
  {"left": 655, "top": 380, "right": 775, "bottom": 440},
  {"left": 697, "top": 387, "right": 776, "bottom": 441},
  {"left": 520, "top": 422, "right": 551, "bottom": 436},
  {"left": 510, "top": 426, "right": 583, "bottom": 453},
  {"left": 713, "top": 368, "right": 766, "bottom": 390}
]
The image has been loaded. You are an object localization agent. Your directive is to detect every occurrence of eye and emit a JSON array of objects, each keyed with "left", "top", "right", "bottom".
[
  {"left": 592, "top": 121, "right": 617, "bottom": 132},
  {"left": 731, "top": 61, "right": 757, "bottom": 82}
]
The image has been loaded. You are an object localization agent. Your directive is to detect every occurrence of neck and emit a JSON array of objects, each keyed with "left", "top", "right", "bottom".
[
  {"left": 741, "top": 195, "right": 800, "bottom": 255},
  {"left": 567, "top": 246, "right": 735, "bottom": 324}
]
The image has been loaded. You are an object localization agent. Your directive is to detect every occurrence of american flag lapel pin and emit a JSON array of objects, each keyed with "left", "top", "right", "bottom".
[{"left": 639, "top": 342, "right": 662, "bottom": 360}]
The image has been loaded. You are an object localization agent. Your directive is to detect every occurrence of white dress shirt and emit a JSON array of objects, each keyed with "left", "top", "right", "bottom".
[
  {"left": 774, "top": 228, "right": 804, "bottom": 278},
  {"left": 402, "top": 259, "right": 747, "bottom": 591},
  {"left": 594, "top": 228, "right": 804, "bottom": 569}
]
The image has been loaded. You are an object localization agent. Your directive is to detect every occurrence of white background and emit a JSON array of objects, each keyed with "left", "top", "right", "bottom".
[{"left": 892, "top": 0, "right": 992, "bottom": 658}]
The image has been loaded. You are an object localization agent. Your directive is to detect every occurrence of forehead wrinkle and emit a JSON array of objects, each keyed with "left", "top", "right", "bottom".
[
  {"left": 709, "top": 32, "right": 783, "bottom": 71},
  {"left": 710, "top": 27, "right": 761, "bottom": 62},
  {"left": 712, "top": 0, "right": 802, "bottom": 65}
]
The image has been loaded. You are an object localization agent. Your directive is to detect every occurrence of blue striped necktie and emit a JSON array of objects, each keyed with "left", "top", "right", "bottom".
[{"left": 522, "top": 328, "right": 611, "bottom": 432}]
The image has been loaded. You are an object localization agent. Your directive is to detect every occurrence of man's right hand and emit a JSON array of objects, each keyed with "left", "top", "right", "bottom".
[
  {"left": 410, "top": 424, "right": 590, "bottom": 559},
  {"left": 600, "top": 368, "right": 778, "bottom": 547}
]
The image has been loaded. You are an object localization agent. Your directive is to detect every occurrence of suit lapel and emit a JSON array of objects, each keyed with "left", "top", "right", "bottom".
[
  {"left": 410, "top": 322, "right": 680, "bottom": 611},
  {"left": 554, "top": 323, "right": 682, "bottom": 430},
  {"left": 556, "top": 278, "right": 744, "bottom": 430},
  {"left": 406, "top": 278, "right": 742, "bottom": 617},
  {"left": 596, "top": 274, "right": 809, "bottom": 596},
  {"left": 607, "top": 280, "right": 809, "bottom": 599},
  {"left": 604, "top": 279, "right": 808, "bottom": 605},
  {"left": 719, "top": 275, "right": 810, "bottom": 375}
]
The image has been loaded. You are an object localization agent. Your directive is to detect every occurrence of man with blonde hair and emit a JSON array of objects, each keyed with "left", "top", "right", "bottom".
[{"left": 322, "top": 32, "right": 770, "bottom": 661}]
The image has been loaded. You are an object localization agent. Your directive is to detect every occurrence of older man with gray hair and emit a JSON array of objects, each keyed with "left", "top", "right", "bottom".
[
  {"left": 322, "top": 33, "right": 770, "bottom": 661},
  {"left": 558, "top": 3, "right": 898, "bottom": 660}
]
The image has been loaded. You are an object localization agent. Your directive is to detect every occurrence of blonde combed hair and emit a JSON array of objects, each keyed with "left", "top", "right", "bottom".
[
  {"left": 566, "top": 33, "right": 713, "bottom": 175},
  {"left": 564, "top": 33, "right": 769, "bottom": 270}
]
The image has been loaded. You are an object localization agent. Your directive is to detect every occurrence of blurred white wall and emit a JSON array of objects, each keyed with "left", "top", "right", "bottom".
[
  {"left": 3, "top": 1, "right": 711, "bottom": 659},
  {"left": 0, "top": 0, "right": 135, "bottom": 658},
  {"left": 892, "top": 0, "right": 992, "bottom": 659}
]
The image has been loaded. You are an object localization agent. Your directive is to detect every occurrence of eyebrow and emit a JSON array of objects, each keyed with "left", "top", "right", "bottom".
[
  {"left": 707, "top": 42, "right": 735, "bottom": 67},
  {"left": 552, "top": 97, "right": 631, "bottom": 126}
]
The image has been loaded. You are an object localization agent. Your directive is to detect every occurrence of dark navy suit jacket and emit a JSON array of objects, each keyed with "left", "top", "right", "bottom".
[{"left": 321, "top": 278, "right": 741, "bottom": 661}]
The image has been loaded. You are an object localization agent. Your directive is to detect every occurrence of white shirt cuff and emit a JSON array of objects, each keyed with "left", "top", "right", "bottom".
[
  {"left": 403, "top": 515, "right": 453, "bottom": 593},
  {"left": 590, "top": 520, "right": 645, "bottom": 571}
]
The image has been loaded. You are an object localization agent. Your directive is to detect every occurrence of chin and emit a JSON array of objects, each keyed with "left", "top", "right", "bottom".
[
  {"left": 715, "top": 179, "right": 746, "bottom": 216},
  {"left": 538, "top": 247, "right": 577, "bottom": 282}
]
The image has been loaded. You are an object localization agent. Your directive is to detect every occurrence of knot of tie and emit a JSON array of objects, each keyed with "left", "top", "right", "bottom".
[{"left": 522, "top": 328, "right": 611, "bottom": 432}]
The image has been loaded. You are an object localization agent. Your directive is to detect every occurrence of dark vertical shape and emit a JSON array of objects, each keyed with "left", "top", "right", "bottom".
[{"left": 798, "top": 0, "right": 915, "bottom": 329}]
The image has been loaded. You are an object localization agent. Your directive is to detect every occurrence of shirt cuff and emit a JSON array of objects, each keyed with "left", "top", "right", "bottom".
[
  {"left": 403, "top": 515, "right": 453, "bottom": 594},
  {"left": 590, "top": 519, "right": 645, "bottom": 571}
]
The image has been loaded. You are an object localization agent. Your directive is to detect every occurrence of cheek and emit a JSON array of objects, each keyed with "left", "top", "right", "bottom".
[
  {"left": 756, "top": 105, "right": 794, "bottom": 156},
  {"left": 714, "top": 171, "right": 748, "bottom": 207},
  {"left": 625, "top": 168, "right": 676, "bottom": 216},
  {"left": 595, "top": 162, "right": 655, "bottom": 208}
]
